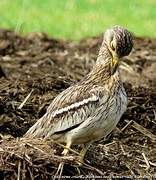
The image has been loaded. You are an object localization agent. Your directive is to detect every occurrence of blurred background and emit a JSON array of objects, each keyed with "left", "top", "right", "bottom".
[{"left": 0, "top": 0, "right": 156, "bottom": 40}]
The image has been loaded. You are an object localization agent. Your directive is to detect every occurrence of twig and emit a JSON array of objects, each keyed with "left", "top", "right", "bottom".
[
  {"left": 142, "top": 152, "right": 150, "bottom": 170},
  {"left": 153, "top": 110, "right": 156, "bottom": 121},
  {"left": 146, "top": 115, "right": 156, "bottom": 125},
  {"left": 24, "top": 153, "right": 33, "bottom": 166},
  {"left": 0, "top": 147, "right": 4, "bottom": 151},
  {"left": 127, "top": 105, "right": 138, "bottom": 110},
  {"left": 18, "top": 89, "right": 33, "bottom": 109},
  {"left": 25, "top": 142, "right": 46, "bottom": 154},
  {"left": 0, "top": 82, "right": 10, "bottom": 91},
  {"left": 97, "top": 144, "right": 109, "bottom": 151},
  {"left": 125, "top": 120, "right": 156, "bottom": 141},
  {"left": 81, "top": 162, "right": 104, "bottom": 176},
  {"left": 124, "top": 162, "right": 135, "bottom": 176},
  {"left": 54, "top": 162, "right": 64, "bottom": 179},
  {"left": 60, "top": 155, "right": 75, "bottom": 161},
  {"left": 51, "top": 140, "right": 80, "bottom": 155},
  {"left": 3, "top": 150, "right": 23, "bottom": 159},
  {"left": 17, "top": 160, "right": 21, "bottom": 180},
  {"left": 28, "top": 166, "right": 34, "bottom": 180},
  {"left": 22, "top": 160, "right": 26, "bottom": 180},
  {"left": 104, "top": 141, "right": 117, "bottom": 147},
  {"left": 73, "top": 157, "right": 105, "bottom": 176},
  {"left": 136, "top": 157, "right": 156, "bottom": 167},
  {"left": 149, "top": 161, "right": 156, "bottom": 167},
  {"left": 2, "top": 149, "right": 33, "bottom": 167},
  {"left": 121, "top": 120, "right": 133, "bottom": 132},
  {"left": 119, "top": 142, "right": 126, "bottom": 155}
]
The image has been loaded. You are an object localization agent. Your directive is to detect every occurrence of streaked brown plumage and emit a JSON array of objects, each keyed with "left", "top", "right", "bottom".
[{"left": 25, "top": 26, "right": 133, "bottom": 163}]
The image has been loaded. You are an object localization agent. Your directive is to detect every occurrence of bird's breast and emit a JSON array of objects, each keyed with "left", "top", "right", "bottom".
[{"left": 93, "top": 85, "right": 128, "bottom": 139}]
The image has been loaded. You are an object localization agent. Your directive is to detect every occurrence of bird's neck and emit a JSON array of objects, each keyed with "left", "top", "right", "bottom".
[{"left": 86, "top": 45, "right": 120, "bottom": 86}]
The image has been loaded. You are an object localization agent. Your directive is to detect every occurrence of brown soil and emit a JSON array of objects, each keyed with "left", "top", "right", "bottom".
[{"left": 0, "top": 29, "right": 156, "bottom": 179}]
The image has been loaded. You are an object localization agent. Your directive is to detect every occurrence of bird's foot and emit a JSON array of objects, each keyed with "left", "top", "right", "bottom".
[
  {"left": 61, "top": 141, "right": 71, "bottom": 156},
  {"left": 76, "top": 145, "right": 89, "bottom": 166},
  {"left": 61, "top": 148, "right": 69, "bottom": 156},
  {"left": 76, "top": 153, "right": 85, "bottom": 166}
]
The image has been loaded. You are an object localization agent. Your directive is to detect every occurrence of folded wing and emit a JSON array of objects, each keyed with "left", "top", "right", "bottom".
[{"left": 25, "top": 84, "right": 102, "bottom": 138}]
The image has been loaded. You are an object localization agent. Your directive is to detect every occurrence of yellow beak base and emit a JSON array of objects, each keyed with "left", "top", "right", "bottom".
[{"left": 111, "top": 56, "right": 119, "bottom": 75}]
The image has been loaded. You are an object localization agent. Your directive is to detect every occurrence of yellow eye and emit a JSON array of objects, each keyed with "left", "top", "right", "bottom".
[{"left": 111, "top": 41, "right": 115, "bottom": 51}]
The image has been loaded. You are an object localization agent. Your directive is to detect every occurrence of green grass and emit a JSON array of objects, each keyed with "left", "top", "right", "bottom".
[{"left": 0, "top": 0, "right": 156, "bottom": 40}]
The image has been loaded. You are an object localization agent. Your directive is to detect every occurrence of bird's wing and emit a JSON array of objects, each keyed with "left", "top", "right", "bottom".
[{"left": 25, "top": 84, "right": 102, "bottom": 138}]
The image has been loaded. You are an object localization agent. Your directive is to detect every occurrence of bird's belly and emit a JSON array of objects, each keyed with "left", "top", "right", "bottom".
[
  {"left": 68, "top": 97, "right": 127, "bottom": 144},
  {"left": 92, "top": 116, "right": 118, "bottom": 140},
  {"left": 66, "top": 114, "right": 119, "bottom": 145}
]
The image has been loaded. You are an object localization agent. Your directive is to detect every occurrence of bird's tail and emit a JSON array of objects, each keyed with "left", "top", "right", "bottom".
[{"left": 24, "top": 114, "right": 50, "bottom": 138}]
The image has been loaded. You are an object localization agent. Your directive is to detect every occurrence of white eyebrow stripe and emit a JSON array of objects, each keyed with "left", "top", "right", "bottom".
[{"left": 52, "top": 94, "right": 99, "bottom": 117}]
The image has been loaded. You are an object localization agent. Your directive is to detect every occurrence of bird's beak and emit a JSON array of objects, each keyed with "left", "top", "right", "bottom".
[{"left": 111, "top": 55, "right": 119, "bottom": 75}]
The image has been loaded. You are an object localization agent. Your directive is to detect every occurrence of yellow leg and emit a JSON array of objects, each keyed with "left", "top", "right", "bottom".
[
  {"left": 55, "top": 140, "right": 72, "bottom": 177},
  {"left": 78, "top": 142, "right": 91, "bottom": 165},
  {"left": 61, "top": 140, "right": 72, "bottom": 156}
]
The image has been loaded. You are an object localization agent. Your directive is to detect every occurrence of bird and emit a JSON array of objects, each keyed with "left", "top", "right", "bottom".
[{"left": 25, "top": 26, "right": 133, "bottom": 164}]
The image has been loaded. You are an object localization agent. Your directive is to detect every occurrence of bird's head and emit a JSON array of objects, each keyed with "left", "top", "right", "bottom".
[{"left": 102, "top": 26, "right": 133, "bottom": 75}]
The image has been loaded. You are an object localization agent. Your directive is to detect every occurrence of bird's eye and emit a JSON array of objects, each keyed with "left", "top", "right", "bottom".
[{"left": 111, "top": 41, "right": 115, "bottom": 51}]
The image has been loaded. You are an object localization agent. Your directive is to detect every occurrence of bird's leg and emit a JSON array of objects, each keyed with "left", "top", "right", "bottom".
[
  {"left": 55, "top": 141, "right": 72, "bottom": 177},
  {"left": 61, "top": 140, "right": 72, "bottom": 156},
  {"left": 77, "top": 142, "right": 91, "bottom": 165}
]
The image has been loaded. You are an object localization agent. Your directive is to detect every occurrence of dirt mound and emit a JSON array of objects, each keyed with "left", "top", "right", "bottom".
[{"left": 0, "top": 29, "right": 156, "bottom": 179}]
